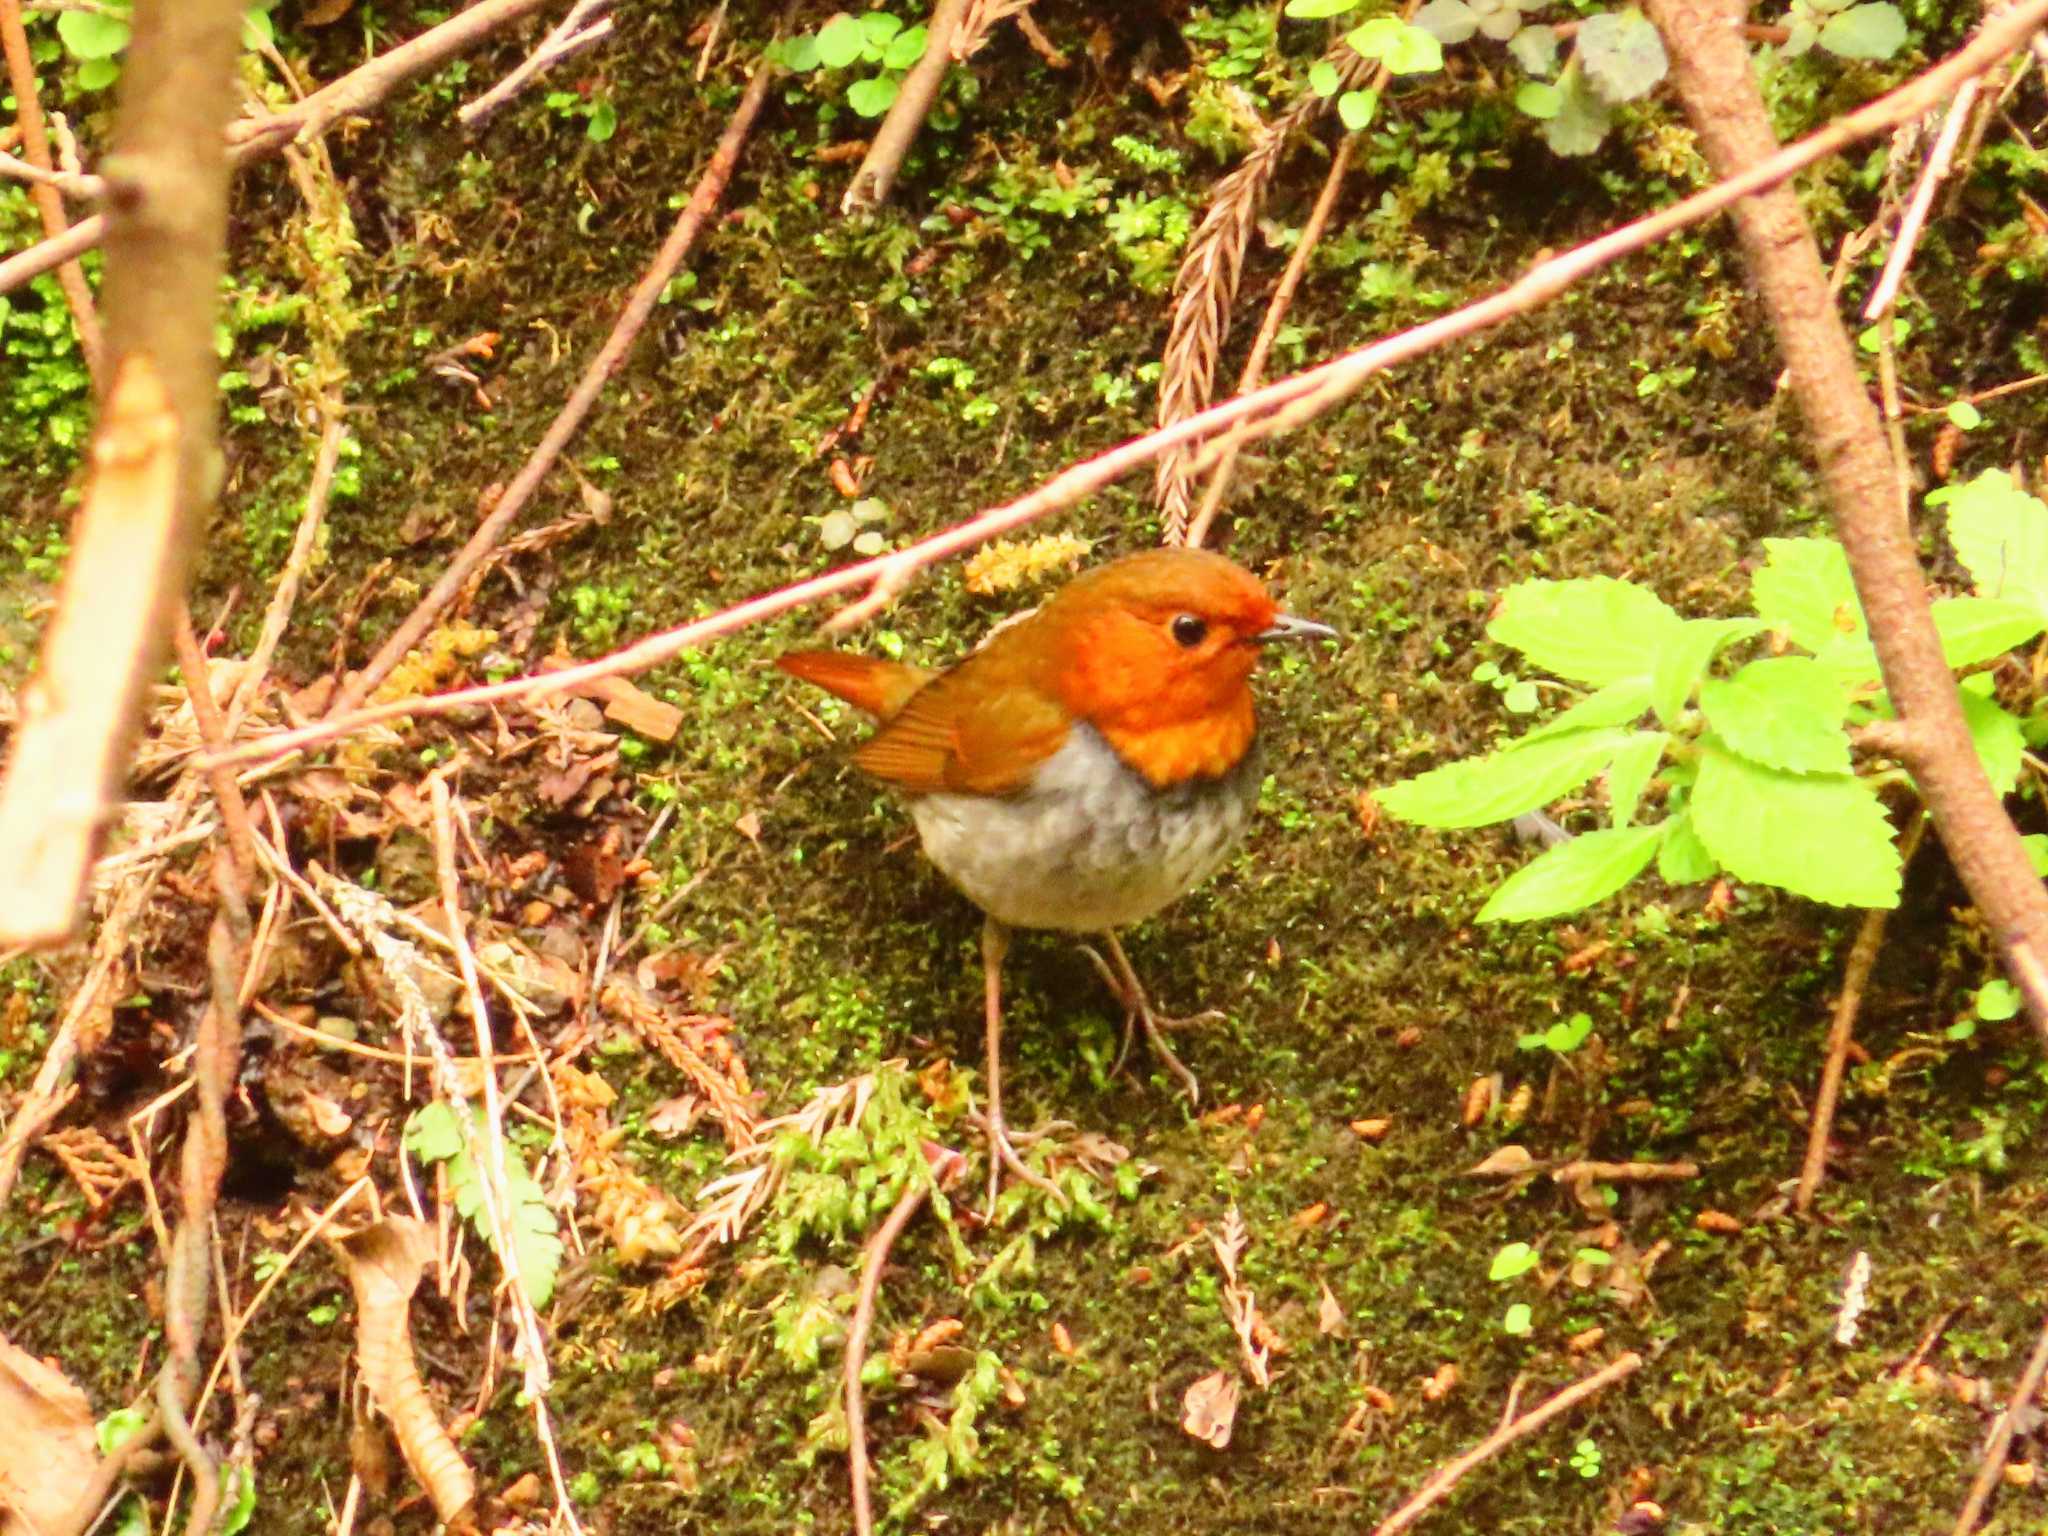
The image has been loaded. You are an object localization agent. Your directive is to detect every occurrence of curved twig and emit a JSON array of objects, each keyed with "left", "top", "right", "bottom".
[{"left": 845, "top": 1182, "right": 928, "bottom": 1536}]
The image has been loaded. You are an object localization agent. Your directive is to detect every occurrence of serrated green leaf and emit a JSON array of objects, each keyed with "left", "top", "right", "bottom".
[
  {"left": 1691, "top": 741, "right": 1900, "bottom": 907},
  {"left": 1936, "top": 468, "right": 2048, "bottom": 611},
  {"left": 404, "top": 1104, "right": 562, "bottom": 1307},
  {"left": 1308, "top": 58, "right": 1342, "bottom": 95},
  {"left": 1819, "top": 1, "right": 1906, "bottom": 59},
  {"left": 1378, "top": 728, "right": 1632, "bottom": 829},
  {"left": 1657, "top": 812, "right": 1718, "bottom": 884},
  {"left": 1415, "top": 0, "right": 1479, "bottom": 44},
  {"left": 846, "top": 74, "right": 900, "bottom": 116},
  {"left": 1930, "top": 596, "right": 2046, "bottom": 668},
  {"left": 403, "top": 1100, "right": 465, "bottom": 1161},
  {"left": 1525, "top": 677, "right": 1654, "bottom": 741},
  {"left": 1604, "top": 731, "right": 1667, "bottom": 825},
  {"left": 1516, "top": 81, "right": 1562, "bottom": 118},
  {"left": 1286, "top": 0, "right": 1362, "bottom": 15},
  {"left": 1478, "top": 824, "right": 1661, "bottom": 922},
  {"left": 1337, "top": 87, "right": 1379, "bottom": 129},
  {"left": 1489, "top": 577, "right": 1681, "bottom": 685},
  {"left": 1648, "top": 616, "right": 1763, "bottom": 725},
  {"left": 816, "top": 13, "right": 867, "bottom": 67},
  {"left": 56, "top": 9, "right": 130, "bottom": 59},
  {"left": 1509, "top": 23, "right": 1559, "bottom": 75},
  {"left": 1753, "top": 536, "right": 1867, "bottom": 655},
  {"left": 1542, "top": 56, "right": 1612, "bottom": 155},
  {"left": 1698, "top": 656, "right": 1850, "bottom": 773},
  {"left": 1960, "top": 686, "right": 2025, "bottom": 797},
  {"left": 1576, "top": 9, "right": 1666, "bottom": 101}
]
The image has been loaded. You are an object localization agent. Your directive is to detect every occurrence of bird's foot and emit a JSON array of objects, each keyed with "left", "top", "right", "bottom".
[
  {"left": 1080, "top": 942, "right": 1221, "bottom": 1106},
  {"left": 976, "top": 1109, "right": 1066, "bottom": 1217}
]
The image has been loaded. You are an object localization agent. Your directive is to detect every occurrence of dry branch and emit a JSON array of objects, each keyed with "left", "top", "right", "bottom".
[
  {"left": 327, "top": 41, "right": 780, "bottom": 718},
  {"left": 204, "top": 0, "right": 2048, "bottom": 771},
  {"left": 0, "top": 0, "right": 101, "bottom": 381},
  {"left": 1952, "top": 1306, "right": 2048, "bottom": 1534},
  {"left": 1644, "top": 0, "right": 2048, "bottom": 1044},
  {"left": 1369, "top": 1353, "right": 1643, "bottom": 1536},
  {"left": 846, "top": 1181, "right": 929, "bottom": 1536},
  {"left": 458, "top": 0, "right": 615, "bottom": 130},
  {"left": 842, "top": 0, "right": 970, "bottom": 214}
]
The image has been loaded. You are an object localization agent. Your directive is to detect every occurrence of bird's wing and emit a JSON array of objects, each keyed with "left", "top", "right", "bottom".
[
  {"left": 776, "top": 652, "right": 936, "bottom": 721},
  {"left": 852, "top": 655, "right": 1072, "bottom": 796}
]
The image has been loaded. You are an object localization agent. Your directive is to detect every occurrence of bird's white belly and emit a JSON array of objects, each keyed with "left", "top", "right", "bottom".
[{"left": 907, "top": 724, "right": 1259, "bottom": 933}]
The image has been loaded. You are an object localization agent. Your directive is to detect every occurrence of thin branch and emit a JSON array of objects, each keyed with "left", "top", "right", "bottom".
[
  {"left": 203, "top": 0, "right": 2048, "bottom": 771},
  {"left": 845, "top": 1181, "right": 928, "bottom": 1536},
  {"left": 1646, "top": 0, "right": 2048, "bottom": 1047},
  {"left": 458, "top": 0, "right": 616, "bottom": 130},
  {"left": 842, "top": 0, "right": 970, "bottom": 214},
  {"left": 1796, "top": 814, "right": 1927, "bottom": 1215},
  {"left": 1369, "top": 1353, "right": 1643, "bottom": 1536},
  {"left": 327, "top": 40, "right": 780, "bottom": 718},
  {"left": 1952, "top": 1309, "right": 2048, "bottom": 1534},
  {"left": 1862, "top": 80, "right": 1979, "bottom": 321}
]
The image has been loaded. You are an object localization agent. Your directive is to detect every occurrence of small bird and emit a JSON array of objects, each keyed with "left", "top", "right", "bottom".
[{"left": 779, "top": 547, "right": 1333, "bottom": 1205}]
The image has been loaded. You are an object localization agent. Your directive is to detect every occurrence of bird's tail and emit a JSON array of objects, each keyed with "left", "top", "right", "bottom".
[{"left": 775, "top": 651, "right": 935, "bottom": 722}]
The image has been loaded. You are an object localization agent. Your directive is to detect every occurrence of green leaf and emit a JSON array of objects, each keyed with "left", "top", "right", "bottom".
[
  {"left": 1960, "top": 686, "right": 2025, "bottom": 797},
  {"left": 2023, "top": 833, "right": 2048, "bottom": 876},
  {"left": 1509, "top": 23, "right": 1560, "bottom": 75},
  {"left": 1604, "top": 731, "right": 1668, "bottom": 825},
  {"left": 846, "top": 74, "right": 900, "bottom": 116},
  {"left": 1488, "top": 576, "right": 1681, "bottom": 685},
  {"left": 1752, "top": 537, "right": 1865, "bottom": 654},
  {"left": 1690, "top": 741, "right": 1901, "bottom": 907},
  {"left": 402, "top": 1100, "right": 464, "bottom": 1161},
  {"left": 1542, "top": 57, "right": 1614, "bottom": 156},
  {"left": 882, "top": 24, "right": 928, "bottom": 69},
  {"left": 1657, "top": 812, "right": 1718, "bottom": 884},
  {"left": 1784, "top": 16, "right": 1820, "bottom": 54},
  {"left": 1378, "top": 728, "right": 1632, "bottom": 829},
  {"left": 56, "top": 9, "right": 131, "bottom": 59},
  {"left": 816, "top": 13, "right": 867, "bottom": 68},
  {"left": 97, "top": 1407, "right": 151, "bottom": 1456},
  {"left": 1930, "top": 596, "right": 2046, "bottom": 669},
  {"left": 1337, "top": 87, "right": 1379, "bottom": 129},
  {"left": 77, "top": 56, "right": 120, "bottom": 90},
  {"left": 404, "top": 1104, "right": 563, "bottom": 1308},
  {"left": 1489, "top": 1241, "right": 1539, "bottom": 1281},
  {"left": 1648, "top": 617, "right": 1764, "bottom": 725},
  {"left": 859, "top": 10, "right": 902, "bottom": 51},
  {"left": 1502, "top": 1302, "right": 1534, "bottom": 1335},
  {"left": 780, "top": 32, "right": 823, "bottom": 71},
  {"left": 1308, "top": 58, "right": 1342, "bottom": 95},
  {"left": 1478, "top": 824, "right": 1662, "bottom": 922},
  {"left": 584, "top": 97, "right": 617, "bottom": 142},
  {"left": 1346, "top": 16, "right": 1444, "bottom": 73},
  {"left": 1502, "top": 679, "right": 1540, "bottom": 713},
  {"left": 1978, "top": 978, "right": 2022, "bottom": 1021},
  {"left": 1935, "top": 468, "right": 2048, "bottom": 611},
  {"left": 1698, "top": 656, "right": 1850, "bottom": 774},
  {"left": 1525, "top": 677, "right": 1654, "bottom": 741},
  {"left": 1515, "top": 81, "right": 1562, "bottom": 118},
  {"left": 1947, "top": 400, "right": 1984, "bottom": 431},
  {"left": 242, "top": 6, "right": 274, "bottom": 49},
  {"left": 1576, "top": 8, "right": 1667, "bottom": 101},
  {"left": 1285, "top": 0, "right": 1362, "bottom": 14},
  {"left": 1415, "top": 0, "right": 1479, "bottom": 45},
  {"left": 219, "top": 1464, "right": 258, "bottom": 1536},
  {"left": 1819, "top": 1, "right": 1906, "bottom": 59}
]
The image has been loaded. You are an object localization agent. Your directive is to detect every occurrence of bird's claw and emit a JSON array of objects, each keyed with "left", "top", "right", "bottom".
[
  {"left": 1080, "top": 942, "right": 1215, "bottom": 1105},
  {"left": 969, "top": 1108, "right": 1067, "bottom": 1217}
]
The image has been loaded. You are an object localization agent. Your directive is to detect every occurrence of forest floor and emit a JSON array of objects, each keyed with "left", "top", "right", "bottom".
[{"left": 4, "top": 3, "right": 2048, "bottom": 1534}]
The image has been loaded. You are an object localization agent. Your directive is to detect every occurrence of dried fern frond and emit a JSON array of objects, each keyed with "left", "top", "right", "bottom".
[
  {"left": 953, "top": 0, "right": 1033, "bottom": 60},
  {"left": 1154, "top": 43, "right": 1381, "bottom": 543}
]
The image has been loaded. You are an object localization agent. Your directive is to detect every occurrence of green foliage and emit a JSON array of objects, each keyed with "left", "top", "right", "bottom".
[
  {"left": 1381, "top": 478, "right": 2048, "bottom": 925},
  {"left": 1782, "top": 0, "right": 1907, "bottom": 59},
  {"left": 1518, "top": 1011, "right": 1593, "bottom": 1054},
  {"left": 404, "top": 1102, "right": 563, "bottom": 1308},
  {"left": 1489, "top": 1240, "right": 1539, "bottom": 1281},
  {"left": 778, "top": 11, "right": 931, "bottom": 120}
]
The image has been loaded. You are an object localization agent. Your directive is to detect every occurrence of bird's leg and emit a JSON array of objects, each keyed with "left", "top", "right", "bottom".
[
  {"left": 980, "top": 915, "right": 1064, "bottom": 1215},
  {"left": 1084, "top": 931, "right": 1223, "bottom": 1105}
]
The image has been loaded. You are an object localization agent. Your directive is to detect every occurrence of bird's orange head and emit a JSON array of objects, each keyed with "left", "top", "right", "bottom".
[{"left": 1031, "top": 547, "right": 1332, "bottom": 788}]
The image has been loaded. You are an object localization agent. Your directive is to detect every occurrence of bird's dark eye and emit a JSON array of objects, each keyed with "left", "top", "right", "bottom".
[{"left": 1171, "top": 614, "right": 1208, "bottom": 648}]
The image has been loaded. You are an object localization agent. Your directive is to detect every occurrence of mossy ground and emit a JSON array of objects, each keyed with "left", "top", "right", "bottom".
[{"left": 4, "top": 3, "right": 2048, "bottom": 1532}]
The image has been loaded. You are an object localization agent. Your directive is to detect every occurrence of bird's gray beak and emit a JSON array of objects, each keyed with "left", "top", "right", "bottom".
[{"left": 1255, "top": 612, "right": 1338, "bottom": 644}]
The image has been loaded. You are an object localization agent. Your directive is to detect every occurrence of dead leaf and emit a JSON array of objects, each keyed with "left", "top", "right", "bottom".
[
  {"left": 1180, "top": 1369, "right": 1239, "bottom": 1449},
  {"left": 1317, "top": 1281, "right": 1346, "bottom": 1337},
  {"left": 562, "top": 837, "right": 625, "bottom": 905},
  {"left": 1467, "top": 1144, "right": 1536, "bottom": 1177},
  {"left": 645, "top": 1095, "right": 704, "bottom": 1137},
  {"left": 300, "top": 0, "right": 355, "bottom": 24},
  {"left": 734, "top": 810, "right": 762, "bottom": 843},
  {"left": 0, "top": 1331, "right": 100, "bottom": 1535}
]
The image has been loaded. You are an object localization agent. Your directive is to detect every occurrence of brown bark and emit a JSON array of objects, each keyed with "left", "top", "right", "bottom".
[{"left": 1644, "top": 0, "right": 2048, "bottom": 1043}]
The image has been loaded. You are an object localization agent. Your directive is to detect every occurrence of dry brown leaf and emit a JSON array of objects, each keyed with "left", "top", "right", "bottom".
[
  {"left": 0, "top": 1331, "right": 100, "bottom": 1535},
  {"left": 1467, "top": 1144, "right": 1536, "bottom": 1177},
  {"left": 329, "top": 1219, "right": 476, "bottom": 1525},
  {"left": 1180, "top": 1369, "right": 1239, "bottom": 1449},
  {"left": 1317, "top": 1281, "right": 1346, "bottom": 1337}
]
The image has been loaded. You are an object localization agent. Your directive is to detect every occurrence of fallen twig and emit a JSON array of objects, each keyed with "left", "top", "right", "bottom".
[
  {"left": 459, "top": 0, "right": 616, "bottom": 129},
  {"left": 846, "top": 1181, "right": 926, "bottom": 1536},
  {"left": 203, "top": 0, "right": 2048, "bottom": 771},
  {"left": 1797, "top": 815, "right": 1927, "bottom": 1214},
  {"left": 842, "top": 0, "right": 970, "bottom": 214},
  {"left": 329, "top": 38, "right": 780, "bottom": 718},
  {"left": 1369, "top": 1353, "right": 1643, "bottom": 1536},
  {"left": 1952, "top": 1308, "right": 2048, "bottom": 1534}
]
